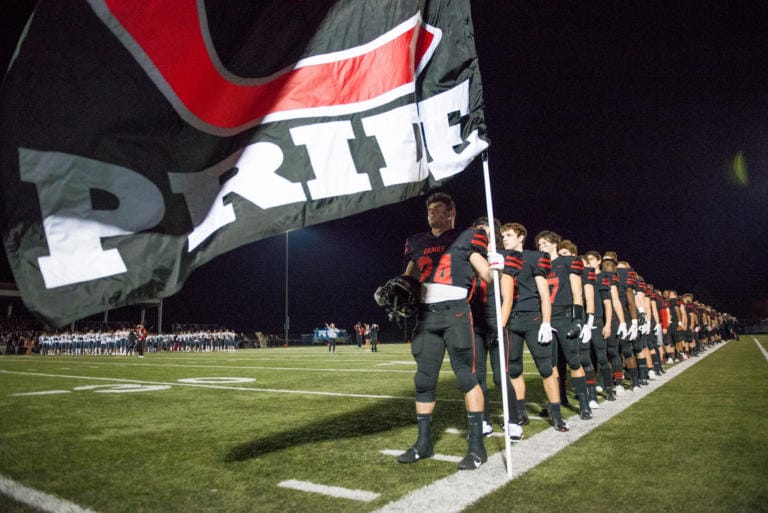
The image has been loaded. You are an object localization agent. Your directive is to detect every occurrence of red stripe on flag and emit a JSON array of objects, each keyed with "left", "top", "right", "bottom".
[{"left": 104, "top": 0, "right": 426, "bottom": 129}]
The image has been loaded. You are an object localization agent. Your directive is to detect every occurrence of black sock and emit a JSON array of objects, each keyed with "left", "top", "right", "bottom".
[{"left": 415, "top": 414, "right": 432, "bottom": 452}]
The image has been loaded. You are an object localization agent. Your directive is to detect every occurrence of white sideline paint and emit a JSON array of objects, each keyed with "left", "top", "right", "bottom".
[
  {"left": 380, "top": 449, "right": 462, "bottom": 463},
  {"left": 278, "top": 479, "right": 380, "bottom": 502},
  {"left": 373, "top": 342, "right": 727, "bottom": 513},
  {"left": 0, "top": 473, "right": 102, "bottom": 513},
  {"left": 754, "top": 337, "right": 768, "bottom": 363}
]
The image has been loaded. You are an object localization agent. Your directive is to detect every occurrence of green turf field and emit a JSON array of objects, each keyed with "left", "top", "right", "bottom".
[{"left": 1, "top": 335, "right": 767, "bottom": 513}]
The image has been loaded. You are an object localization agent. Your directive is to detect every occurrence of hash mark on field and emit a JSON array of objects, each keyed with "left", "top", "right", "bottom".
[
  {"left": 278, "top": 479, "right": 380, "bottom": 502},
  {"left": 380, "top": 449, "right": 462, "bottom": 463}
]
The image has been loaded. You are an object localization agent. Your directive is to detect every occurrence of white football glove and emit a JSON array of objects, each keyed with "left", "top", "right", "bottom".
[
  {"left": 629, "top": 319, "right": 639, "bottom": 341},
  {"left": 488, "top": 251, "right": 504, "bottom": 271},
  {"left": 640, "top": 321, "right": 651, "bottom": 335},
  {"left": 654, "top": 324, "right": 662, "bottom": 337},
  {"left": 580, "top": 314, "right": 594, "bottom": 344},
  {"left": 617, "top": 322, "right": 628, "bottom": 339},
  {"left": 538, "top": 322, "right": 553, "bottom": 345}
]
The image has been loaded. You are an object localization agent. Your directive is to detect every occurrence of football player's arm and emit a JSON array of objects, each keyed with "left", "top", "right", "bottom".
[
  {"left": 611, "top": 285, "right": 625, "bottom": 324},
  {"left": 635, "top": 289, "right": 646, "bottom": 314},
  {"left": 583, "top": 282, "right": 595, "bottom": 316},
  {"left": 569, "top": 273, "right": 583, "bottom": 307},
  {"left": 677, "top": 304, "right": 687, "bottom": 330},
  {"left": 469, "top": 252, "right": 494, "bottom": 283},
  {"left": 500, "top": 273, "right": 515, "bottom": 327},
  {"left": 625, "top": 288, "right": 638, "bottom": 321},
  {"left": 403, "top": 260, "right": 420, "bottom": 280},
  {"left": 651, "top": 298, "right": 660, "bottom": 325},
  {"left": 602, "top": 298, "right": 613, "bottom": 338},
  {"left": 535, "top": 275, "right": 552, "bottom": 324}
]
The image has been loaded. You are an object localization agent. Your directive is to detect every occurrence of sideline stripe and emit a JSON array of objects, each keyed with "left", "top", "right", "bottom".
[
  {"left": 0, "top": 473, "right": 102, "bottom": 513},
  {"left": 373, "top": 342, "right": 728, "bottom": 513},
  {"left": 753, "top": 337, "right": 768, "bottom": 363},
  {"left": 277, "top": 479, "right": 380, "bottom": 502}
]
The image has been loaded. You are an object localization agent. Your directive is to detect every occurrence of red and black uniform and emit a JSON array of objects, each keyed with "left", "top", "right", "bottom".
[
  {"left": 547, "top": 255, "right": 590, "bottom": 410},
  {"left": 404, "top": 227, "right": 487, "bottom": 403},
  {"left": 507, "top": 250, "right": 554, "bottom": 380},
  {"left": 581, "top": 266, "right": 610, "bottom": 397},
  {"left": 597, "top": 269, "right": 621, "bottom": 393},
  {"left": 635, "top": 276, "right": 652, "bottom": 353},
  {"left": 547, "top": 255, "right": 585, "bottom": 370},
  {"left": 669, "top": 296, "right": 685, "bottom": 345}
]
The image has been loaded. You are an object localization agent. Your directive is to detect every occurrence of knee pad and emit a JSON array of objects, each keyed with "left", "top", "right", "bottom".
[
  {"left": 414, "top": 371, "right": 437, "bottom": 403},
  {"left": 508, "top": 360, "right": 524, "bottom": 379},
  {"left": 455, "top": 368, "right": 478, "bottom": 394},
  {"left": 535, "top": 358, "right": 553, "bottom": 378}
]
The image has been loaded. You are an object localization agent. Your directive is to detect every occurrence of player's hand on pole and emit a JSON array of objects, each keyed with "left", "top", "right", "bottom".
[{"left": 488, "top": 251, "right": 504, "bottom": 271}]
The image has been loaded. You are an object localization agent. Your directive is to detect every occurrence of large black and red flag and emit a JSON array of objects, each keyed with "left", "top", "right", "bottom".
[{"left": 0, "top": 0, "right": 488, "bottom": 327}]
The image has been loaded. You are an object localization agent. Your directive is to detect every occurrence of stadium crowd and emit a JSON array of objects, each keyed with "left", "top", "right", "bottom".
[
  {"left": 0, "top": 318, "right": 243, "bottom": 355},
  {"left": 35, "top": 328, "right": 239, "bottom": 355}
]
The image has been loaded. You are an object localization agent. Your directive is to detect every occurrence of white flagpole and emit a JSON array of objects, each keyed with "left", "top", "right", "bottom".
[{"left": 481, "top": 152, "right": 513, "bottom": 478}]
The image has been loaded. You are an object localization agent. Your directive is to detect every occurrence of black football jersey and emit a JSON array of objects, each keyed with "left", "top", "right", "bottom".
[
  {"left": 404, "top": 227, "right": 488, "bottom": 291},
  {"left": 616, "top": 267, "right": 637, "bottom": 305},
  {"left": 582, "top": 266, "right": 601, "bottom": 318},
  {"left": 596, "top": 270, "right": 614, "bottom": 322},
  {"left": 547, "top": 255, "right": 584, "bottom": 306},
  {"left": 512, "top": 250, "right": 551, "bottom": 313}
]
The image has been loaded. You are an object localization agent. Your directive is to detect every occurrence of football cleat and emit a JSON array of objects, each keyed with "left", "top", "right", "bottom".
[
  {"left": 458, "top": 450, "right": 487, "bottom": 470},
  {"left": 552, "top": 417, "right": 570, "bottom": 432},
  {"left": 482, "top": 420, "right": 494, "bottom": 437},
  {"left": 589, "top": 399, "right": 600, "bottom": 409},
  {"left": 396, "top": 446, "right": 433, "bottom": 464},
  {"left": 579, "top": 407, "right": 593, "bottom": 420},
  {"left": 606, "top": 389, "right": 617, "bottom": 401},
  {"left": 517, "top": 414, "right": 530, "bottom": 426},
  {"left": 506, "top": 423, "right": 523, "bottom": 442}
]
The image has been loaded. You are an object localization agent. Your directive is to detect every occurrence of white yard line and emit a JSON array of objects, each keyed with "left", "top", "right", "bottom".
[
  {"left": 0, "top": 473, "right": 102, "bottom": 513},
  {"left": 278, "top": 479, "right": 380, "bottom": 502},
  {"left": 372, "top": 342, "right": 727, "bottom": 513},
  {"left": 754, "top": 337, "right": 768, "bottom": 363}
]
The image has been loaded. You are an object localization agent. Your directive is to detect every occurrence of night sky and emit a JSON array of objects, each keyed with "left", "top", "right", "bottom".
[{"left": 1, "top": 3, "right": 767, "bottom": 335}]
